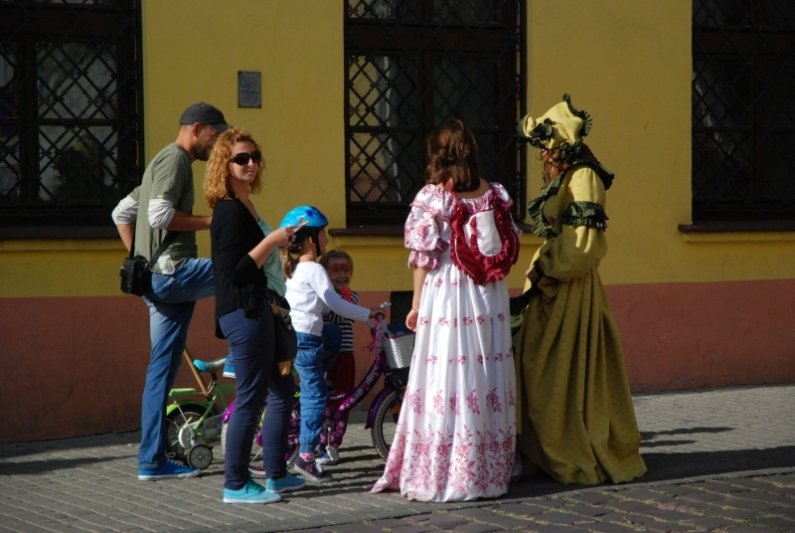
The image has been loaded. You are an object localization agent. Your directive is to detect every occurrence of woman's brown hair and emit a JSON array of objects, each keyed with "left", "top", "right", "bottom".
[{"left": 424, "top": 118, "right": 480, "bottom": 192}]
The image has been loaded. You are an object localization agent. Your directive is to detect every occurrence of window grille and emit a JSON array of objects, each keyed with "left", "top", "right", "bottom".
[
  {"left": 345, "top": 0, "right": 524, "bottom": 227},
  {"left": 692, "top": 0, "right": 795, "bottom": 222},
  {"left": 0, "top": 0, "right": 142, "bottom": 231}
]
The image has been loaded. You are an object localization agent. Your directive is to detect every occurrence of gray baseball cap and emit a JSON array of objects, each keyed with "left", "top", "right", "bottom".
[{"left": 179, "top": 102, "right": 228, "bottom": 132}]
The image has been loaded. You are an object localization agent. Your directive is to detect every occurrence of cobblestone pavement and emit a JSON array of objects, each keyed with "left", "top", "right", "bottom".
[{"left": 1, "top": 385, "right": 793, "bottom": 532}]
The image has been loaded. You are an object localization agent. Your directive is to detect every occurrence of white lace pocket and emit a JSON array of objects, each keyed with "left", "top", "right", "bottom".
[{"left": 464, "top": 209, "right": 501, "bottom": 257}]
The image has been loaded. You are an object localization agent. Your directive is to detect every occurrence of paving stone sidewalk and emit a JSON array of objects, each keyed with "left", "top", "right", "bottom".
[{"left": 1, "top": 385, "right": 793, "bottom": 532}]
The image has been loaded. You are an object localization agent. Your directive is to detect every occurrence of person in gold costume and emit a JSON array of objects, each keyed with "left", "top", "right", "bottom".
[{"left": 513, "top": 94, "right": 647, "bottom": 485}]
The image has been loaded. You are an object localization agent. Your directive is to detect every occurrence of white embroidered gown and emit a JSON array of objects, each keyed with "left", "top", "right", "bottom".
[{"left": 371, "top": 183, "right": 518, "bottom": 502}]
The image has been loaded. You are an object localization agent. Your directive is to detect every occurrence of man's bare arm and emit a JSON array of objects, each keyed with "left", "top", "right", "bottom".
[{"left": 116, "top": 223, "right": 134, "bottom": 253}]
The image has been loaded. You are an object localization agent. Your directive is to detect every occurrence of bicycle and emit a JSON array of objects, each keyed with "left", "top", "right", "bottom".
[
  {"left": 220, "top": 311, "right": 412, "bottom": 466},
  {"left": 164, "top": 347, "right": 235, "bottom": 470}
]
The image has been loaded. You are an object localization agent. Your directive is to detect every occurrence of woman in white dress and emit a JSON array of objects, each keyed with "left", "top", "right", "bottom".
[{"left": 371, "top": 119, "right": 521, "bottom": 502}]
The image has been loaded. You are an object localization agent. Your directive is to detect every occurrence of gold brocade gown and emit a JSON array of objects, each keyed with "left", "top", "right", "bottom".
[{"left": 515, "top": 164, "right": 647, "bottom": 485}]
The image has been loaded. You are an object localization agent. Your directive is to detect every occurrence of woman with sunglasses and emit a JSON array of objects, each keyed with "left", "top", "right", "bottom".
[{"left": 203, "top": 128, "right": 305, "bottom": 504}]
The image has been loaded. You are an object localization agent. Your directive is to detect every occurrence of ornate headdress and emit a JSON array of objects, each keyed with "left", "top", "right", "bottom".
[{"left": 518, "top": 93, "right": 592, "bottom": 150}]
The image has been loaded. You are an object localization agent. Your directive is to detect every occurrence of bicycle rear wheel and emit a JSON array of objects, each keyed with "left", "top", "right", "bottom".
[{"left": 371, "top": 389, "right": 401, "bottom": 461}]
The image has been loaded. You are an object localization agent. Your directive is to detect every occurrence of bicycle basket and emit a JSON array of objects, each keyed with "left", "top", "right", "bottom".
[{"left": 382, "top": 324, "right": 415, "bottom": 369}]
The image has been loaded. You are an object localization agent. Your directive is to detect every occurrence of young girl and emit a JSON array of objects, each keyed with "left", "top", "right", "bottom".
[
  {"left": 279, "top": 205, "right": 380, "bottom": 482},
  {"left": 317, "top": 249, "right": 359, "bottom": 465}
]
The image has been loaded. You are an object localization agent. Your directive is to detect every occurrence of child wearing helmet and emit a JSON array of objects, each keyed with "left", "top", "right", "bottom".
[{"left": 279, "top": 205, "right": 382, "bottom": 482}]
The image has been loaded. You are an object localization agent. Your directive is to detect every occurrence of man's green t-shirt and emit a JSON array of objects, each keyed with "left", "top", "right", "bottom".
[{"left": 131, "top": 143, "right": 198, "bottom": 274}]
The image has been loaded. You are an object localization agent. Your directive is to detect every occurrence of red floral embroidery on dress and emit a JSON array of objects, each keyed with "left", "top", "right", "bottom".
[
  {"left": 407, "top": 390, "right": 423, "bottom": 414},
  {"left": 436, "top": 429, "right": 454, "bottom": 462},
  {"left": 476, "top": 315, "right": 485, "bottom": 325},
  {"left": 497, "top": 312, "right": 505, "bottom": 321},
  {"left": 462, "top": 316, "right": 473, "bottom": 326},
  {"left": 450, "top": 426, "right": 476, "bottom": 493},
  {"left": 405, "top": 186, "right": 451, "bottom": 271},
  {"left": 394, "top": 424, "right": 515, "bottom": 499},
  {"left": 487, "top": 387, "right": 502, "bottom": 413},
  {"left": 372, "top": 414, "right": 517, "bottom": 500},
  {"left": 417, "top": 223, "right": 430, "bottom": 241},
  {"left": 449, "top": 394, "right": 460, "bottom": 416},
  {"left": 438, "top": 317, "right": 449, "bottom": 327},
  {"left": 465, "top": 389, "right": 480, "bottom": 414},
  {"left": 433, "top": 391, "right": 445, "bottom": 414},
  {"left": 476, "top": 354, "right": 484, "bottom": 364},
  {"left": 409, "top": 427, "right": 433, "bottom": 458}
]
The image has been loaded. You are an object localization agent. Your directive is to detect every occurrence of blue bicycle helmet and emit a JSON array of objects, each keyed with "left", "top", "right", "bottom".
[{"left": 279, "top": 205, "right": 328, "bottom": 229}]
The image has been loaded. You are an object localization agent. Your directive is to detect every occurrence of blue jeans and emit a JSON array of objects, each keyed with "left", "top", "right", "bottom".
[
  {"left": 294, "top": 323, "right": 342, "bottom": 456},
  {"left": 219, "top": 306, "right": 295, "bottom": 489},
  {"left": 137, "top": 258, "right": 214, "bottom": 469}
]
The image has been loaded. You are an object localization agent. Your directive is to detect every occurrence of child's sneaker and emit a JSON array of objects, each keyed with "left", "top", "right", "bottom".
[
  {"left": 223, "top": 358, "right": 235, "bottom": 379},
  {"left": 222, "top": 480, "right": 281, "bottom": 504},
  {"left": 249, "top": 463, "right": 266, "bottom": 478},
  {"left": 265, "top": 473, "right": 305, "bottom": 493},
  {"left": 138, "top": 460, "right": 200, "bottom": 481},
  {"left": 292, "top": 455, "right": 332, "bottom": 483},
  {"left": 315, "top": 445, "right": 340, "bottom": 466}
]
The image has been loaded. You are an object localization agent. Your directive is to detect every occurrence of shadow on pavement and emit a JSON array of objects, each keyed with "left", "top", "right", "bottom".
[
  {"left": 0, "top": 455, "right": 132, "bottom": 475},
  {"left": 505, "top": 445, "right": 795, "bottom": 500},
  {"left": 0, "top": 431, "right": 139, "bottom": 461},
  {"left": 641, "top": 446, "right": 795, "bottom": 481}
]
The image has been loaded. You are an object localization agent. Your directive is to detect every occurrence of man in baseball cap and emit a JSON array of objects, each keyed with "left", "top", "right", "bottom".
[
  {"left": 111, "top": 100, "right": 228, "bottom": 482},
  {"left": 179, "top": 101, "right": 228, "bottom": 133}
]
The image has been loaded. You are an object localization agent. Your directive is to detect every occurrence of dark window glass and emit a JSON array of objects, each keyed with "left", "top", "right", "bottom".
[
  {"left": 692, "top": 0, "right": 795, "bottom": 222},
  {"left": 345, "top": 0, "right": 525, "bottom": 226},
  {"left": 0, "top": 0, "right": 142, "bottom": 230}
]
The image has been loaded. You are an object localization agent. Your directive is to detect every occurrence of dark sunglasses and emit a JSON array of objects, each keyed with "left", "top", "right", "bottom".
[{"left": 230, "top": 151, "right": 262, "bottom": 165}]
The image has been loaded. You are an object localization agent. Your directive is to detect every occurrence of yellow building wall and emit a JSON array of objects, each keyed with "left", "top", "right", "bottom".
[
  {"left": 6, "top": 0, "right": 792, "bottom": 299},
  {"left": 1, "top": 0, "right": 793, "bottom": 442},
  {"left": 526, "top": 0, "right": 795, "bottom": 286}
]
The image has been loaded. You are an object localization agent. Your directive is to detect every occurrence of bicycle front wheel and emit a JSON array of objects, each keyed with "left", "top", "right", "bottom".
[{"left": 371, "top": 389, "right": 401, "bottom": 461}]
